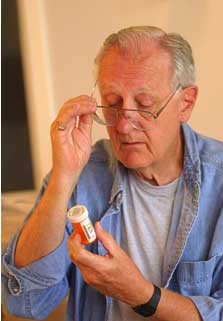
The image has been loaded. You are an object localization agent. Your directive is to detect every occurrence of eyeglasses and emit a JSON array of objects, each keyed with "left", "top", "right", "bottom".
[{"left": 90, "top": 82, "right": 181, "bottom": 131}]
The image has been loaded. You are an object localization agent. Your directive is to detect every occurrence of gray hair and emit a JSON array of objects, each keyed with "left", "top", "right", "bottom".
[{"left": 95, "top": 26, "right": 195, "bottom": 88}]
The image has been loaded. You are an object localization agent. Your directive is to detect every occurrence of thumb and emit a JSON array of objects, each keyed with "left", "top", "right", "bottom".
[{"left": 95, "top": 221, "right": 117, "bottom": 256}]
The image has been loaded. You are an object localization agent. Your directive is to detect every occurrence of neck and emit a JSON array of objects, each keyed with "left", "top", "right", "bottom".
[{"left": 136, "top": 134, "right": 184, "bottom": 186}]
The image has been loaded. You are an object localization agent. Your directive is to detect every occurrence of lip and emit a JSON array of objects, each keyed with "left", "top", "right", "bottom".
[{"left": 121, "top": 142, "right": 144, "bottom": 147}]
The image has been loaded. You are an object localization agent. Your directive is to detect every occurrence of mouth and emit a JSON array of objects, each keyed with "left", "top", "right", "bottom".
[{"left": 121, "top": 142, "right": 144, "bottom": 147}]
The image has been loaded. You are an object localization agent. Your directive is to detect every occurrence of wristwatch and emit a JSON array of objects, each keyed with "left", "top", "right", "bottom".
[{"left": 132, "top": 284, "right": 161, "bottom": 317}]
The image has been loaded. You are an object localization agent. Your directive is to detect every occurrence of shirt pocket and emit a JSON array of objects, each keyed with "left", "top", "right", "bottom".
[{"left": 173, "top": 255, "right": 218, "bottom": 296}]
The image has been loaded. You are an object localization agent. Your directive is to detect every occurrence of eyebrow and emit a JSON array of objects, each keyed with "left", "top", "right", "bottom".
[
  {"left": 135, "top": 87, "right": 154, "bottom": 94},
  {"left": 99, "top": 84, "right": 154, "bottom": 95}
]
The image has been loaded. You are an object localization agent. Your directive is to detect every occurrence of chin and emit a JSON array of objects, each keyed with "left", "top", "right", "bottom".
[{"left": 116, "top": 151, "right": 152, "bottom": 169}]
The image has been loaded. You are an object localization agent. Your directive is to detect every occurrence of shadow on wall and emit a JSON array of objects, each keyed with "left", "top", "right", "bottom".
[{"left": 2, "top": 0, "right": 34, "bottom": 192}]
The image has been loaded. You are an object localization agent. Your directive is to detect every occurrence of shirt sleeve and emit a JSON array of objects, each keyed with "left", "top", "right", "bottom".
[
  {"left": 1, "top": 175, "right": 75, "bottom": 320},
  {"left": 188, "top": 255, "right": 223, "bottom": 321}
]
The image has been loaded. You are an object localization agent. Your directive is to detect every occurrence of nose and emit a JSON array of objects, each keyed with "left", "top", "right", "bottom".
[{"left": 115, "top": 111, "right": 134, "bottom": 134}]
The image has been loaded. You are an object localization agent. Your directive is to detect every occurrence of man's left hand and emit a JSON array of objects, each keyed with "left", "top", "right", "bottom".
[{"left": 68, "top": 222, "right": 153, "bottom": 306}]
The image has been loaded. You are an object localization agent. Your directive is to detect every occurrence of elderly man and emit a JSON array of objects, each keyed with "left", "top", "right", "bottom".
[{"left": 2, "top": 26, "right": 223, "bottom": 321}]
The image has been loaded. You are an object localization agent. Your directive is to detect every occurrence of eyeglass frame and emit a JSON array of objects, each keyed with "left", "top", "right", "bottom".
[{"left": 90, "top": 82, "right": 182, "bottom": 126}]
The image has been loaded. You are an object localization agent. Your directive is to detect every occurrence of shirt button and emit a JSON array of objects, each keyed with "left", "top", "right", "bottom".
[{"left": 13, "top": 287, "right": 19, "bottom": 294}]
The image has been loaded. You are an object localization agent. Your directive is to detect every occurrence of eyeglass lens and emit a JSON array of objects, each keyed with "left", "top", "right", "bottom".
[
  {"left": 90, "top": 81, "right": 180, "bottom": 131},
  {"left": 94, "top": 107, "right": 155, "bottom": 131}
]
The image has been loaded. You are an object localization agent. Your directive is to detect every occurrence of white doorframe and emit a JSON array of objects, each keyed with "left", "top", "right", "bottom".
[{"left": 17, "top": 0, "right": 56, "bottom": 189}]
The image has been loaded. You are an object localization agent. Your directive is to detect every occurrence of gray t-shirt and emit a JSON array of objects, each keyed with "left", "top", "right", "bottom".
[{"left": 107, "top": 169, "right": 181, "bottom": 321}]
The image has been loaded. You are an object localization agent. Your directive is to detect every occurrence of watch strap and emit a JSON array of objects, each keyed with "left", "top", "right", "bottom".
[{"left": 132, "top": 284, "right": 161, "bottom": 317}]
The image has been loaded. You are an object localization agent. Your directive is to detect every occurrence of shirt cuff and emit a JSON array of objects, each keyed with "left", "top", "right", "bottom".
[{"left": 2, "top": 229, "right": 70, "bottom": 296}]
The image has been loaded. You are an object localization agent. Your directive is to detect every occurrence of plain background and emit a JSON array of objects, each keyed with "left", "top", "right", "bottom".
[{"left": 17, "top": 0, "right": 223, "bottom": 188}]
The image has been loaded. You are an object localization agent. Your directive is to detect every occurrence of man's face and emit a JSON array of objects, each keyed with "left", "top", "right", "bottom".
[{"left": 97, "top": 45, "right": 183, "bottom": 170}]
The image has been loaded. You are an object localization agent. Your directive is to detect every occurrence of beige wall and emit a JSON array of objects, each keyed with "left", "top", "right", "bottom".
[{"left": 18, "top": 0, "right": 223, "bottom": 188}]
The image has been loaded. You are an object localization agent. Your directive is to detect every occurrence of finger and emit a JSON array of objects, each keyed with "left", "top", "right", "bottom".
[
  {"left": 70, "top": 231, "right": 81, "bottom": 242},
  {"left": 77, "top": 113, "right": 94, "bottom": 137},
  {"left": 52, "top": 96, "right": 97, "bottom": 133},
  {"left": 94, "top": 222, "right": 118, "bottom": 256},
  {"left": 68, "top": 232, "right": 101, "bottom": 266},
  {"left": 59, "top": 96, "right": 96, "bottom": 119},
  {"left": 68, "top": 233, "right": 83, "bottom": 262}
]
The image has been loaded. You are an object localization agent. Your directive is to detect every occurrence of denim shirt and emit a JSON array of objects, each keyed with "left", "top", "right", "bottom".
[{"left": 2, "top": 124, "right": 223, "bottom": 321}]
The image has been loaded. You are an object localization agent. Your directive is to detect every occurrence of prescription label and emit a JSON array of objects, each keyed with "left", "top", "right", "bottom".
[{"left": 81, "top": 217, "right": 96, "bottom": 243}]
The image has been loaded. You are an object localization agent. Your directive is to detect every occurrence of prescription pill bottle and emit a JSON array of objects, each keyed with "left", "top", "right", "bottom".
[{"left": 67, "top": 205, "right": 96, "bottom": 245}]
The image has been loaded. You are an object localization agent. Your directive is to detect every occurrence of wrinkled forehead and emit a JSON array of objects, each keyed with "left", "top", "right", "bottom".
[{"left": 98, "top": 45, "right": 174, "bottom": 90}]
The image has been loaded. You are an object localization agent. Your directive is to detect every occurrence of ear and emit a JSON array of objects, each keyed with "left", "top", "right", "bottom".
[{"left": 178, "top": 86, "right": 198, "bottom": 122}]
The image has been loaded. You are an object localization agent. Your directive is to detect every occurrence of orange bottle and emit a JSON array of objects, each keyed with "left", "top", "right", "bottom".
[{"left": 67, "top": 205, "right": 96, "bottom": 245}]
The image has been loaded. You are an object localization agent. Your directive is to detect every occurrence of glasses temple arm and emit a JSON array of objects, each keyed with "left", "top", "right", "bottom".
[
  {"left": 154, "top": 84, "right": 181, "bottom": 119},
  {"left": 90, "top": 80, "right": 98, "bottom": 97}
]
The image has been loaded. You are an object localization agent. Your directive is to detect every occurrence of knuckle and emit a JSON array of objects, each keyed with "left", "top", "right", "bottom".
[
  {"left": 68, "top": 247, "right": 83, "bottom": 265},
  {"left": 50, "top": 123, "right": 56, "bottom": 135},
  {"left": 65, "top": 101, "right": 80, "bottom": 114},
  {"left": 67, "top": 241, "right": 78, "bottom": 262},
  {"left": 83, "top": 274, "right": 91, "bottom": 285},
  {"left": 69, "top": 250, "right": 78, "bottom": 264},
  {"left": 50, "top": 123, "right": 57, "bottom": 139},
  {"left": 77, "top": 94, "right": 90, "bottom": 100},
  {"left": 83, "top": 273, "right": 96, "bottom": 286}
]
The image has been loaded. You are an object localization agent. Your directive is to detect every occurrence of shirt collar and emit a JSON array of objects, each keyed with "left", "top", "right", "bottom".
[
  {"left": 109, "top": 162, "right": 125, "bottom": 207},
  {"left": 181, "top": 123, "right": 201, "bottom": 194}
]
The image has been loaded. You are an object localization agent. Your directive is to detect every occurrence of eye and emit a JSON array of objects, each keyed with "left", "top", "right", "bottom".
[
  {"left": 135, "top": 94, "right": 154, "bottom": 110},
  {"left": 108, "top": 102, "right": 122, "bottom": 108},
  {"left": 138, "top": 102, "right": 153, "bottom": 109},
  {"left": 136, "top": 100, "right": 155, "bottom": 110},
  {"left": 103, "top": 94, "right": 122, "bottom": 108}
]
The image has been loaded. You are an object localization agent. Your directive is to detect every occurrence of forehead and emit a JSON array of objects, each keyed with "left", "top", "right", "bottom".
[{"left": 98, "top": 46, "right": 173, "bottom": 91}]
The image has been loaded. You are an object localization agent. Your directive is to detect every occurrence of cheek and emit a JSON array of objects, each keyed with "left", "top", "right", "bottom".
[
  {"left": 106, "top": 127, "right": 117, "bottom": 142},
  {"left": 106, "top": 129, "right": 121, "bottom": 154}
]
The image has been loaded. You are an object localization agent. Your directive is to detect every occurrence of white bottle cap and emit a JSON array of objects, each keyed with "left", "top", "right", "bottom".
[{"left": 67, "top": 205, "right": 88, "bottom": 223}]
